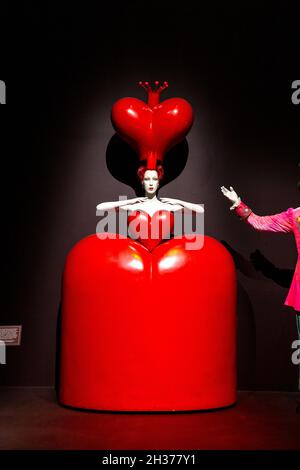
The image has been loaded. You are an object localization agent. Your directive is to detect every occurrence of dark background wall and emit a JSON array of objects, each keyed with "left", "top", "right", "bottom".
[{"left": 1, "top": 2, "right": 299, "bottom": 390}]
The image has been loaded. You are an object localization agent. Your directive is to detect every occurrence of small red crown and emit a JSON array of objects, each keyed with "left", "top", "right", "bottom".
[{"left": 138, "top": 80, "right": 169, "bottom": 108}]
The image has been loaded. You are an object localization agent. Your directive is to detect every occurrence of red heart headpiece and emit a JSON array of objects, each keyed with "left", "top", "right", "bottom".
[{"left": 111, "top": 81, "right": 194, "bottom": 172}]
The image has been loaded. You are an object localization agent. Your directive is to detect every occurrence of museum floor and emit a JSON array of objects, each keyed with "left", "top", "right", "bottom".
[{"left": 0, "top": 388, "right": 299, "bottom": 450}]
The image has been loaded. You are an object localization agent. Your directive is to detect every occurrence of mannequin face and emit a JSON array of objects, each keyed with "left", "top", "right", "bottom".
[{"left": 143, "top": 170, "right": 159, "bottom": 195}]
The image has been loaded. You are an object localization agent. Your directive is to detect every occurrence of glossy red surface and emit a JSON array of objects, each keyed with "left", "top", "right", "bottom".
[
  {"left": 111, "top": 96, "right": 194, "bottom": 169},
  {"left": 127, "top": 209, "right": 175, "bottom": 251},
  {"left": 59, "top": 234, "right": 237, "bottom": 411}
]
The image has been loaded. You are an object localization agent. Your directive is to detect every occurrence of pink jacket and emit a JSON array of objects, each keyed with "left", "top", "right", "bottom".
[{"left": 235, "top": 201, "right": 300, "bottom": 312}]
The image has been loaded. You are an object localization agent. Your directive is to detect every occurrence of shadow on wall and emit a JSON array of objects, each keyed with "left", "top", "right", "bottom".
[
  {"left": 106, "top": 134, "right": 189, "bottom": 195},
  {"left": 55, "top": 304, "right": 61, "bottom": 398},
  {"left": 220, "top": 239, "right": 294, "bottom": 390}
]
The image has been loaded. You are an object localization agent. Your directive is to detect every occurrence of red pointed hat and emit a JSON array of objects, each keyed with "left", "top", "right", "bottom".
[{"left": 111, "top": 81, "right": 194, "bottom": 171}]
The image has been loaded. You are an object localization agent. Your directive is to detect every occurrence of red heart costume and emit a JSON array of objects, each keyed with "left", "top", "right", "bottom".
[
  {"left": 111, "top": 81, "right": 194, "bottom": 168},
  {"left": 127, "top": 209, "right": 175, "bottom": 251},
  {"left": 59, "top": 82, "right": 237, "bottom": 411}
]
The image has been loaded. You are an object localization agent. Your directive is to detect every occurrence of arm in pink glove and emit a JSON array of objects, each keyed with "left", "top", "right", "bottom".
[
  {"left": 234, "top": 200, "right": 293, "bottom": 233},
  {"left": 220, "top": 185, "right": 293, "bottom": 233}
]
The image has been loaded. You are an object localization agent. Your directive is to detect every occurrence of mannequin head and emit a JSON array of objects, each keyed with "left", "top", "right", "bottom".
[{"left": 137, "top": 165, "right": 164, "bottom": 197}]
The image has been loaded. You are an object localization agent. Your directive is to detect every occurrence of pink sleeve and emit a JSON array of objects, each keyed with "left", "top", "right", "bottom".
[{"left": 234, "top": 201, "right": 294, "bottom": 233}]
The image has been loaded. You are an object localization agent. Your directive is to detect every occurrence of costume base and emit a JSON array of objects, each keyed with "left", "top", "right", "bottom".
[{"left": 59, "top": 234, "right": 237, "bottom": 412}]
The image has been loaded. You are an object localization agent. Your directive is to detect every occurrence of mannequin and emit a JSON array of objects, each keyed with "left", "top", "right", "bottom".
[
  {"left": 96, "top": 167, "right": 204, "bottom": 217},
  {"left": 59, "top": 81, "right": 237, "bottom": 412},
  {"left": 221, "top": 184, "right": 300, "bottom": 410},
  {"left": 98, "top": 80, "right": 203, "bottom": 219}
]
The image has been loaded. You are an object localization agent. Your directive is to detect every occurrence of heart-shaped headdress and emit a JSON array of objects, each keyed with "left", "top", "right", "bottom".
[{"left": 111, "top": 81, "right": 194, "bottom": 174}]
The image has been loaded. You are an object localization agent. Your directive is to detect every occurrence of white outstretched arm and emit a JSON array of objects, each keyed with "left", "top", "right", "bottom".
[
  {"left": 96, "top": 197, "right": 145, "bottom": 212},
  {"left": 220, "top": 185, "right": 241, "bottom": 210},
  {"left": 160, "top": 197, "right": 204, "bottom": 213}
]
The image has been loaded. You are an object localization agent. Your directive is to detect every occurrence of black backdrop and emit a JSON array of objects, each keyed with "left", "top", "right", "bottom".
[{"left": 1, "top": 2, "right": 300, "bottom": 390}]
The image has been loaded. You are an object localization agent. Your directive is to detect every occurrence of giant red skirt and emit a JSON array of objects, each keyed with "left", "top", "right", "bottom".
[{"left": 59, "top": 234, "right": 237, "bottom": 411}]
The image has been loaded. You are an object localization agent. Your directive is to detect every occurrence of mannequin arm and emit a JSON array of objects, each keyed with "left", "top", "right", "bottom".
[
  {"left": 96, "top": 197, "right": 145, "bottom": 212},
  {"left": 234, "top": 201, "right": 294, "bottom": 233},
  {"left": 220, "top": 185, "right": 293, "bottom": 233},
  {"left": 160, "top": 198, "right": 204, "bottom": 214}
]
